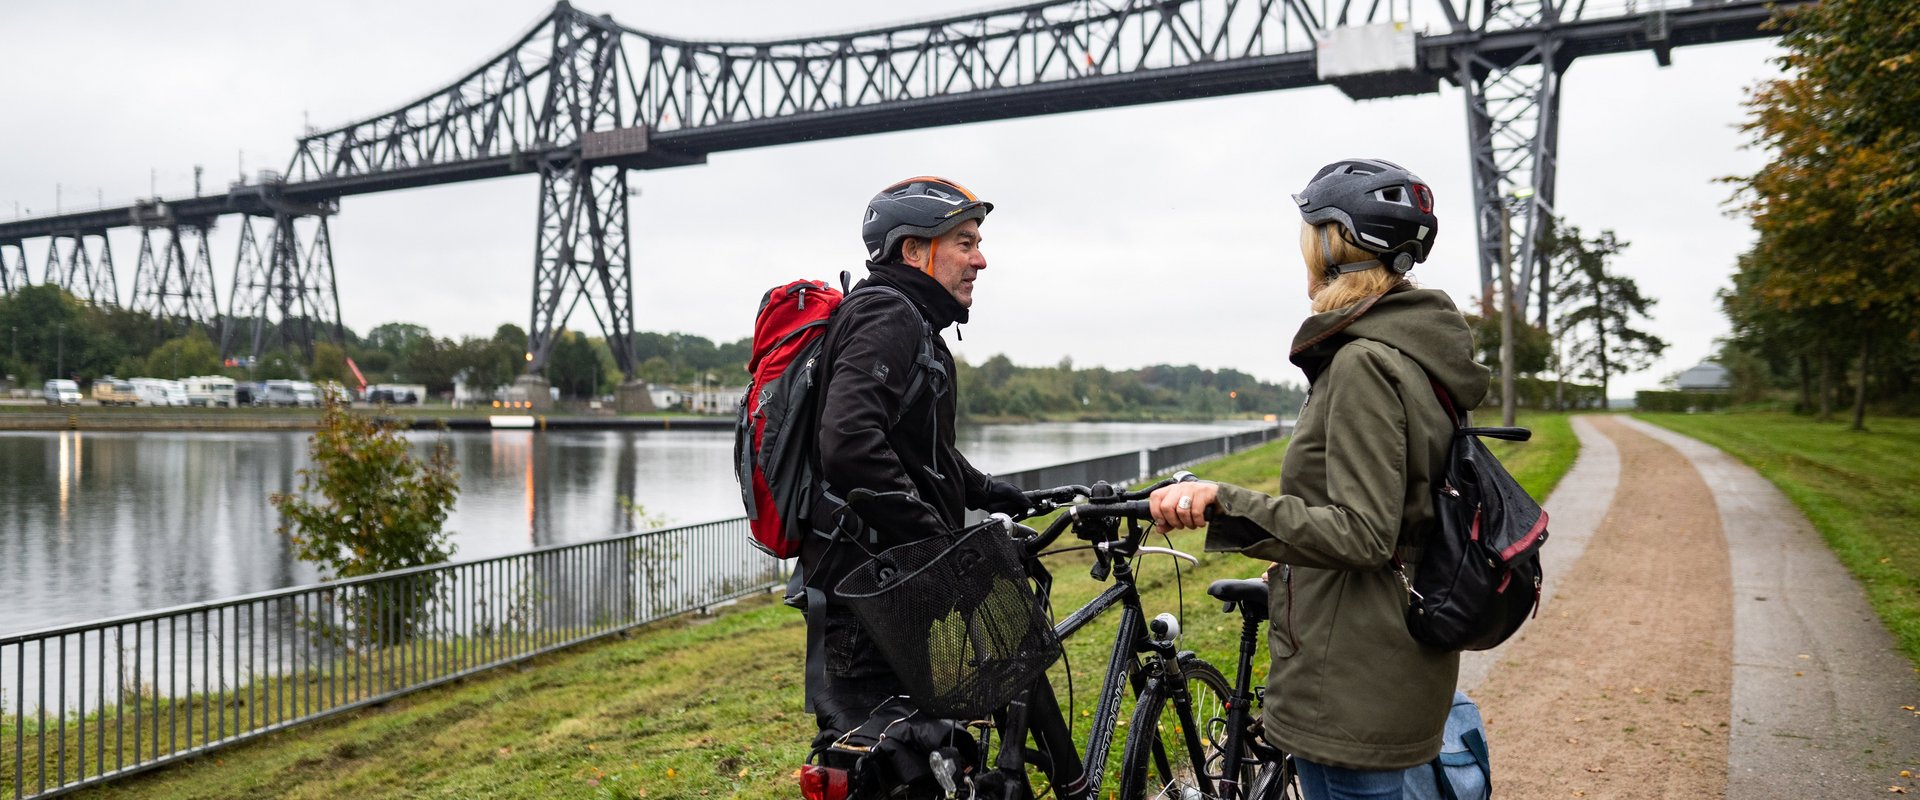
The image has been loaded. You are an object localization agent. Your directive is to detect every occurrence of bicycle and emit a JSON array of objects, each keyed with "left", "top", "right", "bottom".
[
  {"left": 803, "top": 473, "right": 1299, "bottom": 799},
  {"left": 1007, "top": 478, "right": 1300, "bottom": 799}
]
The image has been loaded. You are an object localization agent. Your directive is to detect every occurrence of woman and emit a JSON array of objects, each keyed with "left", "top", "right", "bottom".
[{"left": 1150, "top": 158, "right": 1491, "bottom": 799}]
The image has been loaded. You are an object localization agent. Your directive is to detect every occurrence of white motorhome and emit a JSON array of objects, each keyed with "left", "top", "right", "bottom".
[
  {"left": 291, "top": 381, "right": 320, "bottom": 407},
  {"left": 42, "top": 379, "right": 81, "bottom": 405},
  {"left": 263, "top": 380, "right": 301, "bottom": 407},
  {"left": 183, "top": 375, "right": 237, "bottom": 407},
  {"left": 130, "top": 378, "right": 188, "bottom": 407}
]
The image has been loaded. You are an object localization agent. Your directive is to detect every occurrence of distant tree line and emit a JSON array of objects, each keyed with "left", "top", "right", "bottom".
[
  {"left": 955, "top": 355, "right": 1304, "bottom": 420},
  {"left": 0, "top": 286, "right": 1304, "bottom": 416},
  {"left": 1715, "top": 0, "right": 1920, "bottom": 428}
]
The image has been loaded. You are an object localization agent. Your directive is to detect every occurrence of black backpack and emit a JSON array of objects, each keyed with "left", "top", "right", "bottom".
[{"left": 1397, "top": 382, "right": 1549, "bottom": 652}]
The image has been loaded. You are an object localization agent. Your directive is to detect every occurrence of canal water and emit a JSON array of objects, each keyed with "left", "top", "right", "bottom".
[{"left": 0, "top": 421, "right": 1264, "bottom": 634}]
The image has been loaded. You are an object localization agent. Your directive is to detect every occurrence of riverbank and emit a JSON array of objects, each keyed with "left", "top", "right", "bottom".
[
  {"left": 0, "top": 405, "right": 734, "bottom": 432},
  {"left": 53, "top": 414, "right": 1578, "bottom": 799}
]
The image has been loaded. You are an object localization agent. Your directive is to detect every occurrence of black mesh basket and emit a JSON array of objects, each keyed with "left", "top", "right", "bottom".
[{"left": 833, "top": 522, "right": 1061, "bottom": 719}]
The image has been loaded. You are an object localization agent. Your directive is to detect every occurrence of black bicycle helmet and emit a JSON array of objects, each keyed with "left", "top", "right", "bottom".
[
  {"left": 862, "top": 176, "right": 993, "bottom": 264},
  {"left": 1293, "top": 158, "right": 1437, "bottom": 274}
]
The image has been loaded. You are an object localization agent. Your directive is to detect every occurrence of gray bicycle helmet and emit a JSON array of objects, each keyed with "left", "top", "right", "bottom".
[
  {"left": 862, "top": 176, "right": 993, "bottom": 264},
  {"left": 1293, "top": 158, "right": 1437, "bottom": 274}
]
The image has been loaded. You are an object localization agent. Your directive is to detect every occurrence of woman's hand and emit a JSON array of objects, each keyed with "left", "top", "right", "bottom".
[{"left": 1149, "top": 481, "right": 1219, "bottom": 532}]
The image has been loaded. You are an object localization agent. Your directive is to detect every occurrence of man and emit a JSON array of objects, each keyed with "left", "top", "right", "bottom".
[{"left": 800, "top": 175, "right": 1029, "bottom": 735}]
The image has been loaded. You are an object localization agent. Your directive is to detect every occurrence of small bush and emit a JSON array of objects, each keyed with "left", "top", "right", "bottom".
[{"left": 272, "top": 397, "right": 459, "bottom": 644}]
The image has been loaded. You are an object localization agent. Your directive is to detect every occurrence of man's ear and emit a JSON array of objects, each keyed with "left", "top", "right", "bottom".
[{"left": 899, "top": 237, "right": 926, "bottom": 269}]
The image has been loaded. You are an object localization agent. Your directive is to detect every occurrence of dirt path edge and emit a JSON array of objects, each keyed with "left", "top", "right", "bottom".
[{"left": 1620, "top": 417, "right": 1920, "bottom": 796}]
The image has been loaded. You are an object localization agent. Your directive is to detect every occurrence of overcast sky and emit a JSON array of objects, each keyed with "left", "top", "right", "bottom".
[{"left": 0, "top": 1, "right": 1782, "bottom": 395}]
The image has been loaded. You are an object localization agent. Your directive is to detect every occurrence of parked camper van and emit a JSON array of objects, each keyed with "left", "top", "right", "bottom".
[
  {"left": 263, "top": 380, "right": 321, "bottom": 408},
  {"left": 91, "top": 378, "right": 139, "bottom": 406},
  {"left": 183, "top": 375, "right": 237, "bottom": 407},
  {"left": 43, "top": 379, "right": 82, "bottom": 405},
  {"left": 130, "top": 378, "right": 188, "bottom": 407}
]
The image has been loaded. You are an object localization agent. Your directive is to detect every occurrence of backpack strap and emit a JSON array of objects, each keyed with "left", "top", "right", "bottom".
[{"left": 842, "top": 284, "right": 945, "bottom": 427}]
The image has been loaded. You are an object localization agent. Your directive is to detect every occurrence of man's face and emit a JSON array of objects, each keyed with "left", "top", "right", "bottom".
[{"left": 923, "top": 220, "right": 987, "bottom": 308}]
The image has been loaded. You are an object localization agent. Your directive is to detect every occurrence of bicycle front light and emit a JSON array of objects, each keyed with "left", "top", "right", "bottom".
[{"left": 1150, "top": 612, "right": 1182, "bottom": 643}]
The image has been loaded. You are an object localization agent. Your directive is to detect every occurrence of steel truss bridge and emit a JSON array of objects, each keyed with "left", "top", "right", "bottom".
[{"left": 0, "top": 0, "right": 1799, "bottom": 374}]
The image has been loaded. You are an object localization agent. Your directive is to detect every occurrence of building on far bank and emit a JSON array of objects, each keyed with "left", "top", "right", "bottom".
[{"left": 1675, "top": 362, "right": 1731, "bottom": 393}]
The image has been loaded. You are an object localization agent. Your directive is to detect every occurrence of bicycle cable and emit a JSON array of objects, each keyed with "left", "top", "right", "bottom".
[{"left": 1159, "top": 526, "right": 1188, "bottom": 643}]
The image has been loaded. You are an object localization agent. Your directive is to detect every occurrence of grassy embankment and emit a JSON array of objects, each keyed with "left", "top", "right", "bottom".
[
  {"left": 21, "top": 414, "right": 1576, "bottom": 799},
  {"left": 1636, "top": 412, "right": 1920, "bottom": 669}
]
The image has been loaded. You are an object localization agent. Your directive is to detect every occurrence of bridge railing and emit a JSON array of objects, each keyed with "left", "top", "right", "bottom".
[{"left": 0, "top": 423, "right": 1286, "bottom": 798}]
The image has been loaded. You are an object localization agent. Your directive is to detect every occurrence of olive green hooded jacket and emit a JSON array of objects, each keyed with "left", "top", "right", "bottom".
[{"left": 1205, "top": 285, "right": 1491, "bottom": 770}]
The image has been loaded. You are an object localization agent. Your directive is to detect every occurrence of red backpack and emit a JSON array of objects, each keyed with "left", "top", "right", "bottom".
[
  {"left": 735, "top": 279, "right": 845, "bottom": 558},
  {"left": 733, "top": 277, "right": 940, "bottom": 558}
]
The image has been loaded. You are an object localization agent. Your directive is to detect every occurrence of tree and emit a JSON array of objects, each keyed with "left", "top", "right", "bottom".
[
  {"left": 1725, "top": 0, "right": 1920, "bottom": 429},
  {"left": 365, "top": 322, "right": 432, "bottom": 359},
  {"left": 309, "top": 341, "right": 353, "bottom": 386},
  {"left": 1463, "top": 310, "right": 1551, "bottom": 376},
  {"left": 398, "top": 337, "right": 462, "bottom": 396},
  {"left": 0, "top": 284, "right": 124, "bottom": 381},
  {"left": 454, "top": 335, "right": 520, "bottom": 397},
  {"left": 272, "top": 398, "right": 458, "bottom": 644},
  {"left": 545, "top": 329, "right": 604, "bottom": 399},
  {"left": 1552, "top": 227, "right": 1667, "bottom": 403},
  {"left": 142, "top": 331, "right": 224, "bottom": 379}
]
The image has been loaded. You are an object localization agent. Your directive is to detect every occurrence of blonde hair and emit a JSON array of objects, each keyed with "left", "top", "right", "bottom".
[{"left": 1299, "top": 222, "right": 1411, "bottom": 313}]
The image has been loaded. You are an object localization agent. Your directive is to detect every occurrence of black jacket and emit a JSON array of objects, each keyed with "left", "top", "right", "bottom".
[{"left": 812, "top": 262, "right": 991, "bottom": 547}]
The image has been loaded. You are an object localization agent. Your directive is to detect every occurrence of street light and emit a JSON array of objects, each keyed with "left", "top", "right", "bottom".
[{"left": 55, "top": 322, "right": 65, "bottom": 380}]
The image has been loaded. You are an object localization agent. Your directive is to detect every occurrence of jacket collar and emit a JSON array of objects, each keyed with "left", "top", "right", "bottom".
[{"left": 860, "top": 261, "right": 970, "bottom": 330}]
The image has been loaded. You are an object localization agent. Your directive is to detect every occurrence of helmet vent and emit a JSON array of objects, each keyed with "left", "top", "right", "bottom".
[{"left": 1374, "top": 186, "right": 1408, "bottom": 206}]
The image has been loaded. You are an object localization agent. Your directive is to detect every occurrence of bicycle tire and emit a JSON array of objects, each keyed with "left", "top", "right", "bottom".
[
  {"left": 1245, "top": 752, "right": 1303, "bottom": 800},
  {"left": 1115, "top": 656, "right": 1231, "bottom": 799}
]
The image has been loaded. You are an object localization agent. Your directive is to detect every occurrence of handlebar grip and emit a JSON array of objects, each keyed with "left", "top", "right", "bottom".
[{"left": 1073, "top": 500, "right": 1215, "bottom": 522}]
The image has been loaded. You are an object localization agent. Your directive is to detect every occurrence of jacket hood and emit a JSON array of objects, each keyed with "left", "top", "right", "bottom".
[
  {"left": 1289, "top": 285, "right": 1490, "bottom": 409},
  {"left": 863, "top": 261, "right": 969, "bottom": 330}
]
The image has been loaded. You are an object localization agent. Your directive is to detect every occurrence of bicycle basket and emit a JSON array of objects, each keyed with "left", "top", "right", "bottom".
[{"left": 833, "top": 522, "right": 1061, "bottom": 718}]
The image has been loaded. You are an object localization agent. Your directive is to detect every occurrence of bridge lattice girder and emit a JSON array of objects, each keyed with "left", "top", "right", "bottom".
[{"left": 0, "top": 0, "right": 1799, "bottom": 372}]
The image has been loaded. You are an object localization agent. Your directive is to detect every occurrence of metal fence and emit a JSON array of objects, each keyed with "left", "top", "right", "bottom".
[
  {"left": 1, "top": 423, "right": 1287, "bottom": 798},
  {"left": 2, "top": 519, "right": 774, "bottom": 799}
]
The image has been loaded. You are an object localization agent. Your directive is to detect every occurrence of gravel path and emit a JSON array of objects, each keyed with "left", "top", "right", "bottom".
[{"left": 1460, "top": 415, "right": 1920, "bottom": 798}]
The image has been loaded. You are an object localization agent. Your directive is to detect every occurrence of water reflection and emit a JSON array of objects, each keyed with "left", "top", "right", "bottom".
[{"left": 0, "top": 421, "right": 1262, "bottom": 634}]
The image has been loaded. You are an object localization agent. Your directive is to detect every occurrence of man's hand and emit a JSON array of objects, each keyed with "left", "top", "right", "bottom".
[{"left": 982, "top": 480, "right": 1030, "bottom": 515}]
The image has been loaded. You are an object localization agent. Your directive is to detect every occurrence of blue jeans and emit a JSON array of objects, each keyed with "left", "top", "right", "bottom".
[{"left": 1295, "top": 757, "right": 1414, "bottom": 800}]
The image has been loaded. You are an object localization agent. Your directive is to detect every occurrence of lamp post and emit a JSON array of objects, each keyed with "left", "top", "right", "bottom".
[{"left": 55, "top": 322, "right": 65, "bottom": 380}]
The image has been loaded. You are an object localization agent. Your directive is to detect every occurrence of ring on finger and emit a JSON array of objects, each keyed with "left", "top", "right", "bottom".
[{"left": 1177, "top": 496, "right": 1193, "bottom": 510}]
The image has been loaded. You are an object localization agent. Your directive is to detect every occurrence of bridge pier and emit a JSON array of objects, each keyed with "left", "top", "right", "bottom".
[
  {"left": 0, "top": 241, "right": 28, "bottom": 294},
  {"left": 43, "top": 231, "right": 118, "bottom": 306},
  {"left": 225, "top": 209, "right": 344, "bottom": 364},
  {"left": 1458, "top": 3, "right": 1566, "bottom": 329},
  {"left": 128, "top": 222, "right": 221, "bottom": 334},
  {"left": 526, "top": 159, "right": 637, "bottom": 379}
]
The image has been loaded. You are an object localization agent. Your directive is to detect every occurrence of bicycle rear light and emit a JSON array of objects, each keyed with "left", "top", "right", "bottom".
[{"left": 800, "top": 764, "right": 850, "bottom": 800}]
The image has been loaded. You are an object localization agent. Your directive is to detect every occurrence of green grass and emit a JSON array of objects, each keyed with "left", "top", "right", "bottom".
[
  {"left": 1635, "top": 412, "right": 1920, "bottom": 670},
  {"left": 1486, "top": 411, "right": 1579, "bottom": 502},
  {"left": 39, "top": 421, "right": 1579, "bottom": 799}
]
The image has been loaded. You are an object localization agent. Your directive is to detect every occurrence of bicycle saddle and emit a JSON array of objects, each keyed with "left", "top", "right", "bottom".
[{"left": 1208, "top": 579, "right": 1270, "bottom": 620}]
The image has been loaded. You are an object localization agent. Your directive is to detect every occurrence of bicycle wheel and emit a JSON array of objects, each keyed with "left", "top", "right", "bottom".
[
  {"left": 1245, "top": 752, "right": 1303, "bottom": 800},
  {"left": 1115, "top": 657, "right": 1231, "bottom": 799}
]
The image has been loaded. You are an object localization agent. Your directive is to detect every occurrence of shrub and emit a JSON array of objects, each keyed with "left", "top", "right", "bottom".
[{"left": 272, "top": 397, "right": 459, "bottom": 644}]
